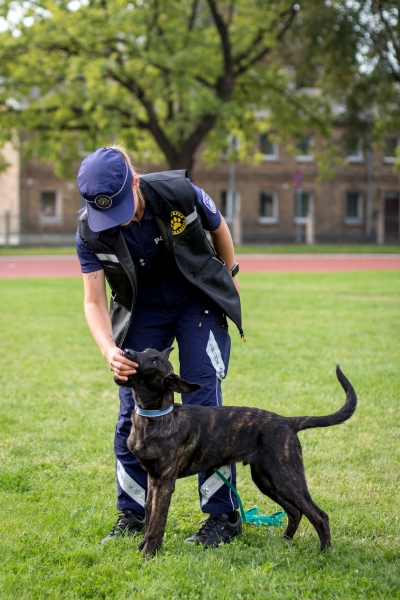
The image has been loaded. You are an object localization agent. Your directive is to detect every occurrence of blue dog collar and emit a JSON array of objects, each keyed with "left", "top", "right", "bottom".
[{"left": 135, "top": 406, "right": 174, "bottom": 418}]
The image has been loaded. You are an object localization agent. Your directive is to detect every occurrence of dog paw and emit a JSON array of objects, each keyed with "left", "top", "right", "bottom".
[
  {"left": 141, "top": 539, "right": 162, "bottom": 556},
  {"left": 138, "top": 539, "right": 146, "bottom": 551},
  {"left": 141, "top": 544, "right": 156, "bottom": 557}
]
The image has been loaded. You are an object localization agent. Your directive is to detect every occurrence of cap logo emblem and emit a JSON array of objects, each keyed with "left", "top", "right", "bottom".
[
  {"left": 94, "top": 195, "right": 112, "bottom": 209},
  {"left": 171, "top": 211, "right": 186, "bottom": 235}
]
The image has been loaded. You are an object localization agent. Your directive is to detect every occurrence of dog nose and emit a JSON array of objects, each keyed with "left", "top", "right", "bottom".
[{"left": 123, "top": 348, "right": 137, "bottom": 360}]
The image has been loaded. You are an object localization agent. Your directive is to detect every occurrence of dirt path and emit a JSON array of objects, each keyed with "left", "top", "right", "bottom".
[{"left": 0, "top": 254, "right": 399, "bottom": 279}]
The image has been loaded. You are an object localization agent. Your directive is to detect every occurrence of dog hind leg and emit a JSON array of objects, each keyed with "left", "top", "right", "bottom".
[
  {"left": 300, "top": 498, "right": 331, "bottom": 550},
  {"left": 262, "top": 465, "right": 331, "bottom": 551},
  {"left": 250, "top": 463, "right": 302, "bottom": 541}
]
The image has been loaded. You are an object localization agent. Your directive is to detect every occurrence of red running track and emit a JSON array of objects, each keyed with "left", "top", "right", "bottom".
[
  {"left": 237, "top": 254, "right": 400, "bottom": 273},
  {"left": 0, "top": 254, "right": 399, "bottom": 279}
]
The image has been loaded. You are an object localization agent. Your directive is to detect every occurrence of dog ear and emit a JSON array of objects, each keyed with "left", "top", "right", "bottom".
[
  {"left": 161, "top": 347, "right": 175, "bottom": 360},
  {"left": 162, "top": 373, "right": 201, "bottom": 394}
]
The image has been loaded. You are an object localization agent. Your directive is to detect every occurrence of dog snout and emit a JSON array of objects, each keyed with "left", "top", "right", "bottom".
[
  {"left": 114, "top": 374, "right": 134, "bottom": 387},
  {"left": 123, "top": 348, "right": 137, "bottom": 362}
]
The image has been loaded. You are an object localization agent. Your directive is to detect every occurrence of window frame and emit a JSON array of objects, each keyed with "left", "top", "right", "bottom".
[
  {"left": 346, "top": 139, "right": 364, "bottom": 163},
  {"left": 220, "top": 189, "right": 240, "bottom": 225},
  {"left": 344, "top": 191, "right": 363, "bottom": 225},
  {"left": 260, "top": 134, "right": 279, "bottom": 162},
  {"left": 39, "top": 189, "right": 62, "bottom": 224},
  {"left": 383, "top": 136, "right": 399, "bottom": 164},
  {"left": 295, "top": 136, "right": 314, "bottom": 163},
  {"left": 258, "top": 190, "right": 279, "bottom": 224},
  {"left": 294, "top": 190, "right": 312, "bottom": 224}
]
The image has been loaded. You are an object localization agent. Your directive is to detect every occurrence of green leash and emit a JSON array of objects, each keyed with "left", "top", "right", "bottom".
[{"left": 213, "top": 468, "right": 286, "bottom": 527}]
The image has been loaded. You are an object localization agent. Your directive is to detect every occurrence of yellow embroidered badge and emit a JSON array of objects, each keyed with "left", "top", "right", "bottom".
[{"left": 170, "top": 211, "right": 187, "bottom": 235}]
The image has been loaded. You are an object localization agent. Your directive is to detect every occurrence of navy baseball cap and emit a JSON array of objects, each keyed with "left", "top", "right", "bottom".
[{"left": 77, "top": 148, "right": 135, "bottom": 232}]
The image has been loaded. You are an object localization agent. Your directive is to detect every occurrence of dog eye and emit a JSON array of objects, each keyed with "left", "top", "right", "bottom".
[{"left": 151, "top": 359, "right": 158, "bottom": 366}]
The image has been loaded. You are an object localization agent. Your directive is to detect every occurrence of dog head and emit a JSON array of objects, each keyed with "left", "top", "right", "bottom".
[{"left": 114, "top": 348, "right": 201, "bottom": 408}]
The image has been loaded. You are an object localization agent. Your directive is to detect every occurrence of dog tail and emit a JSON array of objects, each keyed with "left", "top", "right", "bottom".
[{"left": 288, "top": 366, "right": 357, "bottom": 433}]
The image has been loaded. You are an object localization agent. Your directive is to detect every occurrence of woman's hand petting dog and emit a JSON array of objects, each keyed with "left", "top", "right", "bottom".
[{"left": 105, "top": 346, "right": 138, "bottom": 381}]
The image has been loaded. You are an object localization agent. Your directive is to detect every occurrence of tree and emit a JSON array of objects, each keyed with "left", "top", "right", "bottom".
[
  {"left": 1, "top": 0, "right": 347, "bottom": 176},
  {"left": 348, "top": 1, "right": 400, "bottom": 148},
  {"left": 282, "top": 0, "right": 400, "bottom": 169},
  {"left": 360, "top": 0, "right": 400, "bottom": 85}
]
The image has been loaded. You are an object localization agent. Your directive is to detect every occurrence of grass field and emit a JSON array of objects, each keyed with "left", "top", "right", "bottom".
[
  {"left": 0, "top": 271, "right": 399, "bottom": 599},
  {"left": 0, "top": 244, "right": 399, "bottom": 256}
]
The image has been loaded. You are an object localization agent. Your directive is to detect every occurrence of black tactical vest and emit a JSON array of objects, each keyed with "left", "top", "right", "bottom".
[{"left": 77, "top": 170, "right": 243, "bottom": 347}]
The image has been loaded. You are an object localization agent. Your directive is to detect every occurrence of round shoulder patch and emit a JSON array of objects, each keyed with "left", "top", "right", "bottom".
[
  {"left": 202, "top": 190, "right": 217, "bottom": 214},
  {"left": 171, "top": 211, "right": 187, "bottom": 235}
]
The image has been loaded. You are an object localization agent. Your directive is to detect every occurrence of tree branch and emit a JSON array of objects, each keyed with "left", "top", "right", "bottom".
[
  {"left": 233, "top": 4, "right": 298, "bottom": 77},
  {"left": 174, "top": 113, "right": 217, "bottom": 171},
  {"left": 106, "top": 67, "right": 179, "bottom": 166},
  {"left": 377, "top": 2, "right": 400, "bottom": 73},
  {"left": 188, "top": 0, "right": 200, "bottom": 31},
  {"left": 207, "top": 0, "right": 233, "bottom": 83}
]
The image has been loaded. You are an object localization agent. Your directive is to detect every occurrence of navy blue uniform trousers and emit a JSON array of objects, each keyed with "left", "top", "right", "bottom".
[{"left": 114, "top": 296, "right": 238, "bottom": 515}]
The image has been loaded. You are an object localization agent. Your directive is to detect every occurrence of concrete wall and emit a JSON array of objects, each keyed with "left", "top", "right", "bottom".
[{"left": 0, "top": 142, "right": 20, "bottom": 245}]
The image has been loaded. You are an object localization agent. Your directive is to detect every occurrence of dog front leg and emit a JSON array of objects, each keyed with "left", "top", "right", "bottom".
[
  {"left": 138, "top": 481, "right": 154, "bottom": 552},
  {"left": 141, "top": 477, "right": 175, "bottom": 556}
]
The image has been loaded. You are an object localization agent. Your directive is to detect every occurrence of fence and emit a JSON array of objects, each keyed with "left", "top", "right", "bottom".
[
  {"left": 233, "top": 211, "right": 398, "bottom": 245},
  {"left": 0, "top": 210, "right": 398, "bottom": 247},
  {"left": 0, "top": 212, "right": 78, "bottom": 246}
]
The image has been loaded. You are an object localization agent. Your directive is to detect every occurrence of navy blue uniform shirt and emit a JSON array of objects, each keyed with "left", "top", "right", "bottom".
[{"left": 76, "top": 183, "right": 221, "bottom": 308}]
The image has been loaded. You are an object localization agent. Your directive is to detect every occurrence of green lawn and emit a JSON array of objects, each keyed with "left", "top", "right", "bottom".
[
  {"left": 0, "top": 272, "right": 399, "bottom": 599},
  {"left": 0, "top": 243, "right": 399, "bottom": 256}
]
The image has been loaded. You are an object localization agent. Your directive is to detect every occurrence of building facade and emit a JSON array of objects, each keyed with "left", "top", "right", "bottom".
[
  {"left": 191, "top": 127, "right": 400, "bottom": 244},
  {"left": 1, "top": 127, "right": 399, "bottom": 246},
  {"left": 0, "top": 142, "right": 20, "bottom": 246}
]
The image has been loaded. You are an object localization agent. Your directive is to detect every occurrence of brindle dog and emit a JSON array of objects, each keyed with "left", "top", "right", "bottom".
[{"left": 115, "top": 348, "right": 357, "bottom": 556}]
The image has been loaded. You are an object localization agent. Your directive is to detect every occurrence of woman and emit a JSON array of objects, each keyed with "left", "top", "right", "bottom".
[{"left": 76, "top": 145, "right": 244, "bottom": 547}]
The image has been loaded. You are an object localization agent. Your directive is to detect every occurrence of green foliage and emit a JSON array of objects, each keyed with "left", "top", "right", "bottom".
[
  {"left": 1, "top": 1, "right": 399, "bottom": 178},
  {"left": 0, "top": 272, "right": 399, "bottom": 598},
  {"left": 0, "top": 152, "right": 11, "bottom": 174},
  {"left": 281, "top": 0, "right": 400, "bottom": 160},
  {"left": 0, "top": 0, "right": 349, "bottom": 176}
]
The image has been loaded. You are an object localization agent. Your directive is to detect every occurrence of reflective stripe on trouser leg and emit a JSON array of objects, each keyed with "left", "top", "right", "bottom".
[
  {"left": 177, "top": 313, "right": 238, "bottom": 514},
  {"left": 200, "top": 465, "right": 236, "bottom": 510},
  {"left": 114, "top": 426, "right": 148, "bottom": 514},
  {"left": 116, "top": 459, "right": 146, "bottom": 508},
  {"left": 206, "top": 330, "right": 226, "bottom": 384},
  {"left": 201, "top": 330, "right": 236, "bottom": 512}
]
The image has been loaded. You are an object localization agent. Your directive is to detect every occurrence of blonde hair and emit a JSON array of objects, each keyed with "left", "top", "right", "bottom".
[{"left": 107, "top": 143, "right": 146, "bottom": 210}]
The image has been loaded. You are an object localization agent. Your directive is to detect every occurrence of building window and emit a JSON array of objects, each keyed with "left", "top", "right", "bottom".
[
  {"left": 294, "top": 190, "right": 311, "bottom": 223},
  {"left": 260, "top": 134, "right": 279, "bottom": 161},
  {"left": 259, "top": 191, "right": 278, "bottom": 224},
  {"left": 220, "top": 190, "right": 239, "bottom": 225},
  {"left": 384, "top": 192, "right": 400, "bottom": 237},
  {"left": 383, "top": 136, "right": 399, "bottom": 164},
  {"left": 296, "top": 136, "right": 314, "bottom": 162},
  {"left": 346, "top": 139, "right": 363, "bottom": 163},
  {"left": 345, "top": 192, "right": 363, "bottom": 224},
  {"left": 39, "top": 190, "right": 61, "bottom": 223}
]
